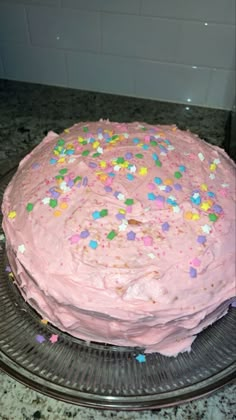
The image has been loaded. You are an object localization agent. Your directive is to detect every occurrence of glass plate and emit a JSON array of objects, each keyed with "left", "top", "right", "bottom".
[{"left": 0, "top": 169, "right": 235, "bottom": 410}]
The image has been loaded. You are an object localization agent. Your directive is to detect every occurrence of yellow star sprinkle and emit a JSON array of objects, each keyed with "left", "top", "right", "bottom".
[
  {"left": 41, "top": 319, "right": 48, "bottom": 324},
  {"left": 60, "top": 202, "right": 68, "bottom": 210},
  {"left": 139, "top": 167, "right": 148, "bottom": 176},
  {"left": 58, "top": 157, "right": 65, "bottom": 163},
  {"left": 99, "top": 160, "right": 107, "bottom": 168},
  {"left": 78, "top": 136, "right": 84, "bottom": 143},
  {"left": 8, "top": 211, "right": 17, "bottom": 219},
  {"left": 210, "top": 163, "right": 217, "bottom": 171},
  {"left": 201, "top": 202, "right": 210, "bottom": 211},
  {"left": 93, "top": 141, "right": 100, "bottom": 149},
  {"left": 200, "top": 183, "right": 208, "bottom": 191},
  {"left": 53, "top": 210, "right": 62, "bottom": 217},
  {"left": 192, "top": 213, "right": 200, "bottom": 221}
]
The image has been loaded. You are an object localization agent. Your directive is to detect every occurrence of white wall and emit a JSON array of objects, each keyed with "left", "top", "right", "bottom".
[{"left": 0, "top": 0, "right": 235, "bottom": 109}]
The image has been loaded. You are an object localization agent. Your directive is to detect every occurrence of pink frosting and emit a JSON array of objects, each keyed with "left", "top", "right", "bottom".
[{"left": 2, "top": 121, "right": 236, "bottom": 356}]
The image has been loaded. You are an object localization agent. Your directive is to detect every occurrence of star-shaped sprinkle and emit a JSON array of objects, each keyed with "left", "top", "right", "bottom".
[
  {"left": 197, "top": 235, "right": 206, "bottom": 244},
  {"left": 117, "top": 193, "right": 125, "bottom": 201},
  {"left": 143, "top": 236, "right": 153, "bottom": 246},
  {"left": 89, "top": 240, "right": 98, "bottom": 249},
  {"left": 36, "top": 335, "right": 46, "bottom": 343},
  {"left": 201, "top": 224, "right": 212, "bottom": 234},
  {"left": 201, "top": 202, "right": 210, "bottom": 211},
  {"left": 173, "top": 206, "right": 180, "bottom": 213},
  {"left": 42, "top": 197, "right": 51, "bottom": 205},
  {"left": 213, "top": 158, "right": 221, "bottom": 165},
  {"left": 118, "top": 220, "right": 128, "bottom": 232},
  {"left": 209, "top": 174, "right": 215, "bottom": 179},
  {"left": 135, "top": 354, "right": 146, "bottom": 363},
  {"left": 162, "top": 222, "right": 170, "bottom": 232},
  {"left": 69, "top": 234, "right": 80, "bottom": 244},
  {"left": 18, "top": 244, "right": 26, "bottom": 254},
  {"left": 8, "top": 211, "right": 16, "bottom": 219},
  {"left": 49, "top": 334, "right": 58, "bottom": 344},
  {"left": 127, "top": 231, "right": 136, "bottom": 240},
  {"left": 148, "top": 253, "right": 155, "bottom": 259}
]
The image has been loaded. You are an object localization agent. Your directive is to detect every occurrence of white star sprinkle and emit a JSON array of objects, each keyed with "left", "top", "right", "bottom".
[
  {"left": 193, "top": 192, "right": 200, "bottom": 199},
  {"left": 118, "top": 220, "right": 128, "bottom": 232},
  {"left": 97, "top": 147, "right": 103, "bottom": 154},
  {"left": 198, "top": 153, "right": 205, "bottom": 161},
  {"left": 68, "top": 157, "right": 76, "bottom": 163},
  {"left": 173, "top": 206, "right": 180, "bottom": 213},
  {"left": 114, "top": 165, "right": 121, "bottom": 172},
  {"left": 222, "top": 183, "right": 229, "bottom": 188},
  {"left": 167, "top": 145, "right": 175, "bottom": 151},
  {"left": 148, "top": 253, "right": 155, "bottom": 259},
  {"left": 129, "top": 165, "right": 136, "bottom": 173},
  {"left": 42, "top": 197, "right": 50, "bottom": 204},
  {"left": 159, "top": 185, "right": 166, "bottom": 191},
  {"left": 209, "top": 173, "right": 215, "bottom": 180},
  {"left": 214, "top": 158, "right": 221, "bottom": 165},
  {"left": 123, "top": 132, "right": 129, "bottom": 138},
  {"left": 18, "top": 244, "right": 26, "bottom": 254},
  {"left": 98, "top": 133, "right": 103, "bottom": 140},
  {"left": 117, "top": 193, "right": 125, "bottom": 201},
  {"left": 201, "top": 224, "right": 212, "bottom": 234}
]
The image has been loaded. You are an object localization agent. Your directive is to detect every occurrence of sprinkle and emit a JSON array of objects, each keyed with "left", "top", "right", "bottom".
[
  {"left": 210, "top": 163, "right": 217, "bottom": 171},
  {"left": 165, "top": 186, "right": 172, "bottom": 193},
  {"left": 207, "top": 191, "right": 215, "bottom": 197},
  {"left": 89, "top": 240, "right": 98, "bottom": 249},
  {"left": 107, "top": 230, "right": 117, "bottom": 240},
  {"left": 49, "top": 199, "right": 58, "bottom": 208},
  {"left": 60, "top": 202, "right": 68, "bottom": 210},
  {"left": 155, "top": 160, "right": 162, "bottom": 167},
  {"left": 53, "top": 210, "right": 62, "bottom": 217},
  {"left": 36, "top": 335, "right": 46, "bottom": 344},
  {"left": 8, "top": 211, "right": 17, "bottom": 219},
  {"left": 148, "top": 253, "right": 155, "bottom": 259},
  {"left": 49, "top": 334, "right": 58, "bottom": 344},
  {"left": 125, "top": 198, "right": 134, "bottom": 206},
  {"left": 125, "top": 152, "right": 133, "bottom": 159},
  {"left": 154, "top": 177, "right": 162, "bottom": 185},
  {"left": 200, "top": 201, "right": 210, "bottom": 211},
  {"left": 184, "top": 211, "right": 193, "bottom": 220},
  {"left": 139, "top": 167, "right": 148, "bottom": 175},
  {"left": 148, "top": 193, "right": 156, "bottom": 200},
  {"left": 116, "top": 213, "right": 125, "bottom": 220},
  {"left": 197, "top": 235, "right": 206, "bottom": 244},
  {"left": 42, "top": 197, "right": 50, "bottom": 204},
  {"left": 143, "top": 236, "right": 153, "bottom": 246},
  {"left": 198, "top": 153, "right": 205, "bottom": 161},
  {"left": 117, "top": 193, "right": 125, "bottom": 201},
  {"left": 133, "top": 137, "right": 140, "bottom": 144},
  {"left": 26, "top": 203, "right": 34, "bottom": 212},
  {"left": 69, "top": 234, "right": 80, "bottom": 244},
  {"left": 201, "top": 224, "right": 212, "bottom": 234},
  {"left": 173, "top": 205, "right": 180, "bottom": 213},
  {"left": 41, "top": 319, "right": 48, "bottom": 324},
  {"left": 104, "top": 186, "right": 112, "bottom": 192},
  {"left": 189, "top": 267, "right": 197, "bottom": 278},
  {"left": 50, "top": 158, "right": 57, "bottom": 164},
  {"left": 192, "top": 213, "right": 200, "bottom": 220},
  {"left": 82, "top": 150, "right": 90, "bottom": 156},
  {"left": 191, "top": 258, "right": 201, "bottom": 267},
  {"left": 135, "top": 354, "right": 146, "bottom": 363},
  {"left": 89, "top": 162, "right": 97, "bottom": 168},
  {"left": 118, "top": 220, "right": 128, "bottom": 232},
  {"left": 126, "top": 173, "right": 134, "bottom": 181},
  {"left": 127, "top": 231, "right": 136, "bottom": 240},
  {"left": 212, "top": 204, "right": 223, "bottom": 214},
  {"left": 209, "top": 174, "right": 215, "bottom": 180},
  {"left": 214, "top": 158, "right": 221, "bottom": 165},
  {"left": 129, "top": 165, "right": 137, "bottom": 173},
  {"left": 82, "top": 176, "right": 88, "bottom": 187},
  {"left": 164, "top": 178, "right": 173, "bottom": 186},
  {"left": 59, "top": 168, "right": 68, "bottom": 175},
  {"left": 135, "top": 153, "right": 143, "bottom": 159},
  {"left": 152, "top": 153, "right": 158, "bottom": 161},
  {"left": 200, "top": 183, "right": 208, "bottom": 191},
  {"left": 162, "top": 222, "right": 170, "bottom": 232},
  {"left": 179, "top": 165, "right": 186, "bottom": 172},
  {"left": 174, "top": 171, "right": 182, "bottom": 179},
  {"left": 18, "top": 244, "right": 25, "bottom": 254},
  {"left": 80, "top": 230, "right": 90, "bottom": 239},
  {"left": 208, "top": 213, "right": 218, "bottom": 222},
  {"left": 92, "top": 211, "right": 101, "bottom": 220}
]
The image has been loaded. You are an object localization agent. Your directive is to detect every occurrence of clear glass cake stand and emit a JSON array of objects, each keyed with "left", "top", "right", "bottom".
[{"left": 0, "top": 169, "right": 235, "bottom": 410}]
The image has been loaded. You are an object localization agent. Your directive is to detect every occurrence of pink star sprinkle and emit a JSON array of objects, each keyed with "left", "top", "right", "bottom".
[
  {"left": 143, "top": 236, "right": 153, "bottom": 246},
  {"left": 49, "top": 334, "right": 59, "bottom": 344}
]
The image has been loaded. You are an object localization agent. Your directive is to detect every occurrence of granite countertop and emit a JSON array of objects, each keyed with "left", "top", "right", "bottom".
[{"left": 0, "top": 79, "right": 235, "bottom": 420}]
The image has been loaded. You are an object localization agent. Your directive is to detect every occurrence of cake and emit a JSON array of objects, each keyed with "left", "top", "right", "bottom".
[{"left": 2, "top": 121, "right": 236, "bottom": 356}]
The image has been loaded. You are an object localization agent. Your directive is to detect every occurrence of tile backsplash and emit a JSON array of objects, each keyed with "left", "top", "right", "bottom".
[{"left": 0, "top": 0, "right": 235, "bottom": 109}]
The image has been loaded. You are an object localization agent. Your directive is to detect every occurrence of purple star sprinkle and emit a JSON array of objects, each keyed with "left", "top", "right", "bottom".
[
  {"left": 156, "top": 195, "right": 165, "bottom": 202},
  {"left": 197, "top": 235, "right": 206, "bottom": 244},
  {"left": 212, "top": 204, "right": 223, "bottom": 214},
  {"left": 190, "top": 267, "right": 197, "bottom": 278},
  {"left": 116, "top": 213, "right": 125, "bottom": 220},
  {"left": 125, "top": 152, "right": 133, "bottom": 159},
  {"left": 36, "top": 335, "right": 46, "bottom": 344},
  {"left": 104, "top": 186, "right": 112, "bottom": 192},
  {"left": 89, "top": 162, "right": 97, "bottom": 168},
  {"left": 165, "top": 186, "right": 172, "bottom": 193},
  {"left": 174, "top": 183, "right": 182, "bottom": 191},
  {"left": 162, "top": 222, "right": 170, "bottom": 232},
  {"left": 127, "top": 231, "right": 136, "bottom": 240},
  {"left": 80, "top": 230, "right": 90, "bottom": 239},
  {"left": 67, "top": 179, "right": 74, "bottom": 188}
]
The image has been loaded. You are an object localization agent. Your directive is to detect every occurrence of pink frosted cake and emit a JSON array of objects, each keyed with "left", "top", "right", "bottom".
[{"left": 2, "top": 121, "right": 236, "bottom": 356}]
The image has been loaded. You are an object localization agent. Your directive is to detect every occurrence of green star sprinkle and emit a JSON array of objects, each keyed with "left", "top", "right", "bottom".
[
  {"left": 125, "top": 198, "right": 134, "bottom": 206},
  {"left": 209, "top": 213, "right": 218, "bottom": 222},
  {"left": 107, "top": 230, "right": 117, "bottom": 240},
  {"left": 82, "top": 150, "right": 90, "bottom": 156},
  {"left": 26, "top": 203, "right": 34, "bottom": 212},
  {"left": 155, "top": 160, "right": 162, "bottom": 167},
  {"left": 57, "top": 139, "right": 65, "bottom": 146},
  {"left": 116, "top": 157, "right": 125, "bottom": 164},
  {"left": 49, "top": 199, "right": 58, "bottom": 208},
  {"left": 83, "top": 126, "right": 89, "bottom": 132},
  {"left": 174, "top": 171, "right": 182, "bottom": 179},
  {"left": 100, "top": 209, "right": 108, "bottom": 217},
  {"left": 59, "top": 168, "right": 68, "bottom": 175}
]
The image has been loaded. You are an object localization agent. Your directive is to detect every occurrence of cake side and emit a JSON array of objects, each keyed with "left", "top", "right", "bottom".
[{"left": 2, "top": 121, "right": 236, "bottom": 355}]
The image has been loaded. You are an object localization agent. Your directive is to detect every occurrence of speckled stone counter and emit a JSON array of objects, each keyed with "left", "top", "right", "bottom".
[{"left": 0, "top": 79, "right": 235, "bottom": 420}]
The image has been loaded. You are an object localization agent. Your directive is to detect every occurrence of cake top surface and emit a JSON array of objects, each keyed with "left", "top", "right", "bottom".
[{"left": 2, "top": 121, "right": 236, "bottom": 331}]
